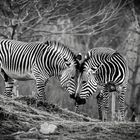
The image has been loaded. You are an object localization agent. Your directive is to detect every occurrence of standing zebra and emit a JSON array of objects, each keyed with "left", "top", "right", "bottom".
[
  {"left": 75, "top": 47, "right": 129, "bottom": 121},
  {"left": 0, "top": 39, "right": 79, "bottom": 104}
]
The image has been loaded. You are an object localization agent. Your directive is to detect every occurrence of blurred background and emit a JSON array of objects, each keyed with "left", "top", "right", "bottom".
[{"left": 0, "top": 0, "right": 139, "bottom": 120}]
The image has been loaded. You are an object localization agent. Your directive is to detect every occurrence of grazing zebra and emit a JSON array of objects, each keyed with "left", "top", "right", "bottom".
[
  {"left": 75, "top": 47, "right": 129, "bottom": 121},
  {"left": 0, "top": 39, "right": 79, "bottom": 104}
]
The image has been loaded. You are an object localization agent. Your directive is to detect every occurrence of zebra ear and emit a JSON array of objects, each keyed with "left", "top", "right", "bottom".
[{"left": 86, "top": 51, "right": 91, "bottom": 59}]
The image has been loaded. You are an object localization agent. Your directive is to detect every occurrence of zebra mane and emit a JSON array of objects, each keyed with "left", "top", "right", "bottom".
[
  {"left": 44, "top": 40, "right": 80, "bottom": 69},
  {"left": 86, "top": 47, "right": 116, "bottom": 61},
  {"left": 87, "top": 47, "right": 115, "bottom": 57},
  {"left": 44, "top": 40, "right": 76, "bottom": 59}
]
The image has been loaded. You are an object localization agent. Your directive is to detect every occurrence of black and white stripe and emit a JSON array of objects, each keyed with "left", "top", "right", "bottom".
[
  {"left": 76, "top": 47, "right": 129, "bottom": 121},
  {"left": 0, "top": 39, "right": 78, "bottom": 102}
]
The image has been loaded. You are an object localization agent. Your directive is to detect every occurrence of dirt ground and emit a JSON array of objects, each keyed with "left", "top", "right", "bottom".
[{"left": 0, "top": 95, "right": 140, "bottom": 140}]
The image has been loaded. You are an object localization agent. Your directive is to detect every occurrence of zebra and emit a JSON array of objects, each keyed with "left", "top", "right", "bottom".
[
  {"left": 75, "top": 47, "right": 129, "bottom": 121},
  {"left": 0, "top": 39, "right": 79, "bottom": 104}
]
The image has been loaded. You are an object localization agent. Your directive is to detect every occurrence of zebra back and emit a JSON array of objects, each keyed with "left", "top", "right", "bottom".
[{"left": 83, "top": 47, "right": 128, "bottom": 86}]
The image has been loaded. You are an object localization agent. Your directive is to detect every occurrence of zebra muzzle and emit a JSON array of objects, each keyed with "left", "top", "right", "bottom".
[
  {"left": 70, "top": 94, "right": 76, "bottom": 100},
  {"left": 75, "top": 96, "right": 86, "bottom": 105}
]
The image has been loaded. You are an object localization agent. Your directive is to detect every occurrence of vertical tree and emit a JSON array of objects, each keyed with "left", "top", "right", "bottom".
[{"left": 123, "top": 1, "right": 140, "bottom": 121}]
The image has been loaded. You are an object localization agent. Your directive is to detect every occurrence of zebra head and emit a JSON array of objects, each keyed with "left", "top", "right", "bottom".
[
  {"left": 60, "top": 52, "right": 81, "bottom": 96},
  {"left": 74, "top": 53, "right": 98, "bottom": 105},
  {"left": 60, "top": 62, "right": 77, "bottom": 94}
]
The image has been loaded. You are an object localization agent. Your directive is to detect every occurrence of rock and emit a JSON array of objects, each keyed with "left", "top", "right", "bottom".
[{"left": 39, "top": 122, "right": 57, "bottom": 134}]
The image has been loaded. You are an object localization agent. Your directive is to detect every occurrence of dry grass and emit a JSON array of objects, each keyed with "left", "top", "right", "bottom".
[{"left": 0, "top": 95, "right": 140, "bottom": 140}]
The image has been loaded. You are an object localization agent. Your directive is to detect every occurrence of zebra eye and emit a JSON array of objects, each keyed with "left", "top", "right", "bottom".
[
  {"left": 82, "top": 81, "right": 86, "bottom": 84},
  {"left": 71, "top": 77, "right": 75, "bottom": 79},
  {"left": 91, "top": 67, "right": 96, "bottom": 71}
]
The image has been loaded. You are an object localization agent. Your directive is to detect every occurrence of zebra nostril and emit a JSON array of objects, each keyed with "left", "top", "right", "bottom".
[
  {"left": 70, "top": 94, "right": 75, "bottom": 99},
  {"left": 71, "top": 77, "right": 75, "bottom": 79},
  {"left": 75, "top": 96, "right": 86, "bottom": 105}
]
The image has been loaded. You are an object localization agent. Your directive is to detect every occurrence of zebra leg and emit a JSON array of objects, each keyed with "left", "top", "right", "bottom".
[
  {"left": 1, "top": 69, "right": 9, "bottom": 82},
  {"left": 0, "top": 69, "right": 14, "bottom": 98},
  {"left": 74, "top": 102, "right": 80, "bottom": 113},
  {"left": 102, "top": 91, "right": 110, "bottom": 121},
  {"left": 4, "top": 79, "right": 14, "bottom": 98},
  {"left": 118, "top": 86, "right": 126, "bottom": 121},
  {"left": 96, "top": 92, "right": 103, "bottom": 120},
  {"left": 111, "top": 92, "right": 116, "bottom": 121},
  {"left": 35, "top": 78, "right": 47, "bottom": 107},
  {"left": 33, "top": 66, "right": 48, "bottom": 106}
]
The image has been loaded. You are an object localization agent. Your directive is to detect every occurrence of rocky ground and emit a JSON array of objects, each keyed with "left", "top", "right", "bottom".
[{"left": 0, "top": 95, "right": 140, "bottom": 140}]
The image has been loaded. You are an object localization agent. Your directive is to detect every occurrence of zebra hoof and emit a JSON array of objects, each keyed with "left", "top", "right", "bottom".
[{"left": 36, "top": 100, "right": 44, "bottom": 107}]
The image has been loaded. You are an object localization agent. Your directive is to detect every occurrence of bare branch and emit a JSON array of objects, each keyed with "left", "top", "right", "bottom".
[
  {"left": 0, "top": 0, "right": 131, "bottom": 40},
  {"left": 45, "top": 0, "right": 130, "bottom": 36},
  {"left": 19, "top": 10, "right": 29, "bottom": 23},
  {"left": 34, "top": 3, "right": 42, "bottom": 19},
  {"left": 0, "top": 26, "right": 9, "bottom": 29},
  {"left": 20, "top": 18, "right": 43, "bottom": 34},
  {"left": 0, "top": 33, "right": 8, "bottom": 39},
  {"left": 130, "top": 1, "right": 140, "bottom": 31}
]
